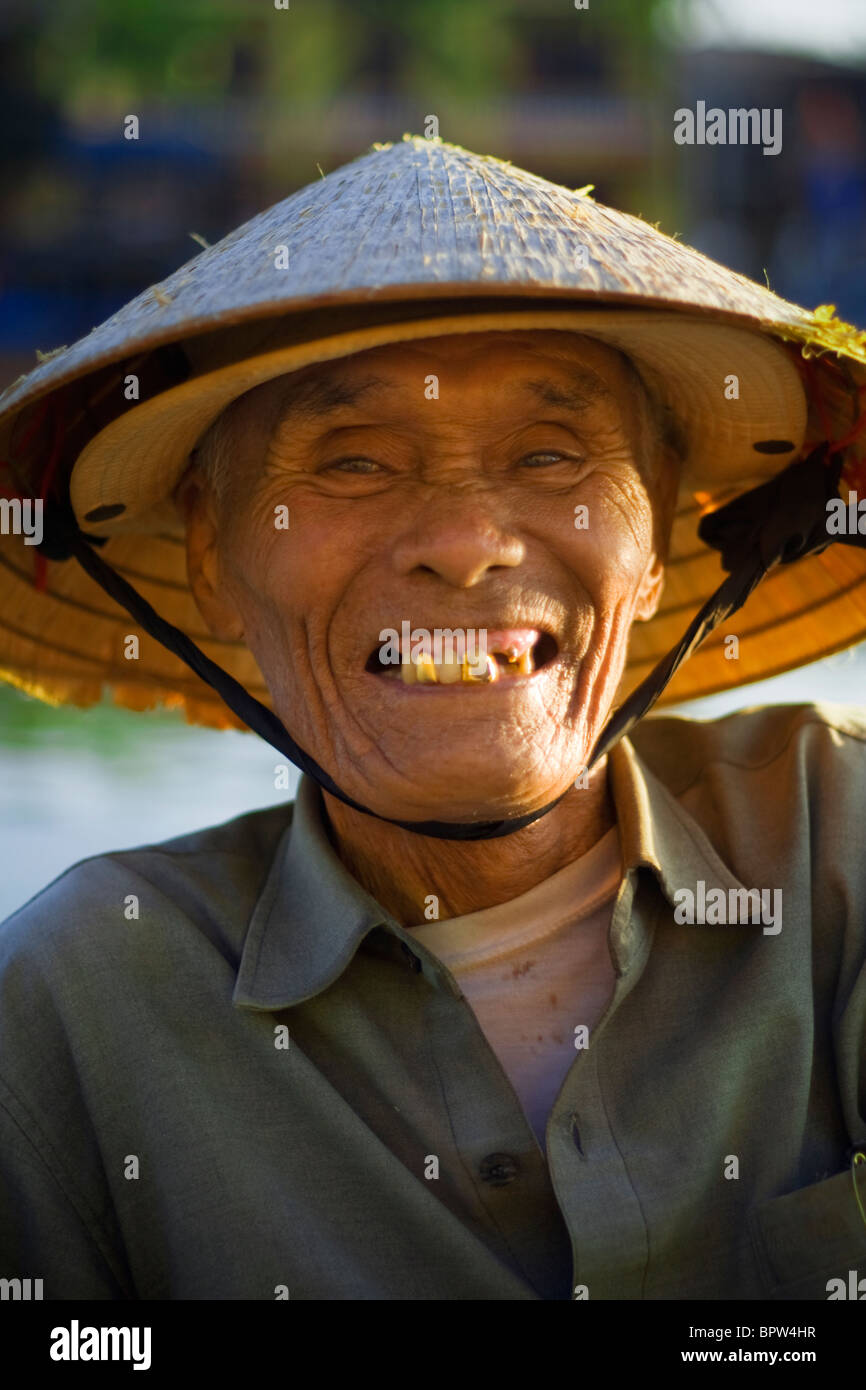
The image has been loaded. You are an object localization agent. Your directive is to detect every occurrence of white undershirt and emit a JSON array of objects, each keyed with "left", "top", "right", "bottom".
[{"left": 409, "top": 825, "right": 622, "bottom": 1151}]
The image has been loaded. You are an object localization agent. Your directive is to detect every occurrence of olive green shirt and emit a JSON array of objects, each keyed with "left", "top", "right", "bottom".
[{"left": 1, "top": 701, "right": 865, "bottom": 1300}]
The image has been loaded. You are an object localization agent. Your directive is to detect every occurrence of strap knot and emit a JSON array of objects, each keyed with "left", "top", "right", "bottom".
[{"left": 697, "top": 443, "right": 844, "bottom": 572}]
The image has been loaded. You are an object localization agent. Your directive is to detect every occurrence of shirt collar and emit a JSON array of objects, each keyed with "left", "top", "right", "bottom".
[
  {"left": 233, "top": 773, "right": 391, "bottom": 1010},
  {"left": 234, "top": 730, "right": 752, "bottom": 1010},
  {"left": 608, "top": 732, "right": 750, "bottom": 906}
]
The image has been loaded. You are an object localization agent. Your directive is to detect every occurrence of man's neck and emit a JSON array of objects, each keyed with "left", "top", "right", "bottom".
[{"left": 322, "top": 760, "right": 615, "bottom": 927}]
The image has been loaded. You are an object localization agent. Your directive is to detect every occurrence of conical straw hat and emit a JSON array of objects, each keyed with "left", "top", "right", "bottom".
[{"left": 2, "top": 134, "right": 866, "bottom": 732}]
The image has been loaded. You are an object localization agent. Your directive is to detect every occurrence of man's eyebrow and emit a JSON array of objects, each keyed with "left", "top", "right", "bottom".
[
  {"left": 270, "top": 366, "right": 613, "bottom": 431},
  {"left": 521, "top": 372, "right": 613, "bottom": 413},
  {"left": 273, "top": 373, "right": 390, "bottom": 424}
]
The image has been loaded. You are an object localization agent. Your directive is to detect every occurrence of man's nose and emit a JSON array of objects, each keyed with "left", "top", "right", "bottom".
[{"left": 390, "top": 506, "right": 526, "bottom": 588}]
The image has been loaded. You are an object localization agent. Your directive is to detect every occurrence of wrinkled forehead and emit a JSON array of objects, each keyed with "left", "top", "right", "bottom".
[
  {"left": 232, "top": 329, "right": 644, "bottom": 442},
  {"left": 317, "top": 328, "right": 632, "bottom": 377},
  {"left": 273, "top": 328, "right": 636, "bottom": 410}
]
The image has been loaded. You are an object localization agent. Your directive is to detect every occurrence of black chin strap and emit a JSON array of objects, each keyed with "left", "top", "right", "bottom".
[{"left": 37, "top": 443, "right": 864, "bottom": 840}]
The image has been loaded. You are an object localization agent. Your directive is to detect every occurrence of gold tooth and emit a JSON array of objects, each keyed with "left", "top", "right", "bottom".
[
  {"left": 503, "top": 645, "right": 519, "bottom": 664},
  {"left": 398, "top": 649, "right": 531, "bottom": 683},
  {"left": 415, "top": 654, "right": 438, "bottom": 683},
  {"left": 462, "top": 653, "right": 498, "bottom": 683}
]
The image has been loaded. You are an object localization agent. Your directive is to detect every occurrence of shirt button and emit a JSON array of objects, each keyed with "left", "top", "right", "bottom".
[{"left": 479, "top": 1153, "right": 519, "bottom": 1186}]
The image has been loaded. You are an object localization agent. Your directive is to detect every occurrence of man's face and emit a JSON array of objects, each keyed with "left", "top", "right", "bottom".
[{"left": 183, "top": 330, "right": 679, "bottom": 823}]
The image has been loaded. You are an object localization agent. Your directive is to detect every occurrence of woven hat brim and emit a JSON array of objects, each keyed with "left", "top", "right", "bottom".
[
  {"left": 4, "top": 488, "right": 865, "bottom": 728},
  {"left": 5, "top": 302, "right": 865, "bottom": 727}
]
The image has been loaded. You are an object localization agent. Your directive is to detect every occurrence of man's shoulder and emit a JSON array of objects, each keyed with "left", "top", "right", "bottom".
[
  {"left": 0, "top": 799, "right": 294, "bottom": 974},
  {"left": 630, "top": 699, "right": 866, "bottom": 790},
  {"left": 631, "top": 703, "right": 866, "bottom": 962}
]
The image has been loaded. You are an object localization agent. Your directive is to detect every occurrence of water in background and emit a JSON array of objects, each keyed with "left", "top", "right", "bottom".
[
  {"left": 0, "top": 689, "right": 297, "bottom": 922},
  {"left": 1, "top": 642, "right": 864, "bottom": 922}
]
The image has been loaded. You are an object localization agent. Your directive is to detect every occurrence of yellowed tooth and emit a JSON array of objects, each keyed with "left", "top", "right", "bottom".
[
  {"left": 462, "top": 653, "right": 498, "bottom": 683},
  {"left": 400, "top": 657, "right": 418, "bottom": 684},
  {"left": 504, "top": 645, "right": 519, "bottom": 664},
  {"left": 415, "top": 654, "right": 438, "bottom": 683},
  {"left": 436, "top": 659, "right": 462, "bottom": 684}
]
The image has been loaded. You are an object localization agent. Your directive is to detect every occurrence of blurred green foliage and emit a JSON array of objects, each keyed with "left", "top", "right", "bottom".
[
  {"left": 0, "top": 681, "right": 188, "bottom": 751},
  {"left": 33, "top": 0, "right": 256, "bottom": 104},
  {"left": 26, "top": 0, "right": 676, "bottom": 109}
]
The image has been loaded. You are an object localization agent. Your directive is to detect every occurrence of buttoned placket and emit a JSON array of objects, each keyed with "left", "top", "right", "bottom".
[
  {"left": 383, "top": 865, "right": 662, "bottom": 1301},
  {"left": 545, "top": 865, "right": 663, "bottom": 1299},
  {"left": 385, "top": 922, "right": 575, "bottom": 1298}
]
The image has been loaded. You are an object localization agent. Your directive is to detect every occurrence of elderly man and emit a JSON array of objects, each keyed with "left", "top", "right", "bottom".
[{"left": 0, "top": 138, "right": 865, "bottom": 1302}]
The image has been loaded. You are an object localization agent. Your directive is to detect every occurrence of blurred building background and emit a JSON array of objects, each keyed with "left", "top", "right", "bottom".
[{"left": 1, "top": 0, "right": 865, "bottom": 917}]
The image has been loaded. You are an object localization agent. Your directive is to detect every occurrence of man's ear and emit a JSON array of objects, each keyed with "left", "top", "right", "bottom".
[
  {"left": 634, "top": 553, "right": 665, "bottom": 622},
  {"left": 634, "top": 444, "right": 682, "bottom": 622},
  {"left": 177, "top": 467, "right": 246, "bottom": 643}
]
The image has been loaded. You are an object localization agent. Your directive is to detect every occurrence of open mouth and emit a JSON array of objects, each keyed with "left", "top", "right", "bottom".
[{"left": 363, "top": 629, "right": 560, "bottom": 685}]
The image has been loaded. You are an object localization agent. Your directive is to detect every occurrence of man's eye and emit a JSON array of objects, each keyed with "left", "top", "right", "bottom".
[
  {"left": 323, "top": 458, "right": 382, "bottom": 474},
  {"left": 520, "top": 452, "right": 582, "bottom": 467}
]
